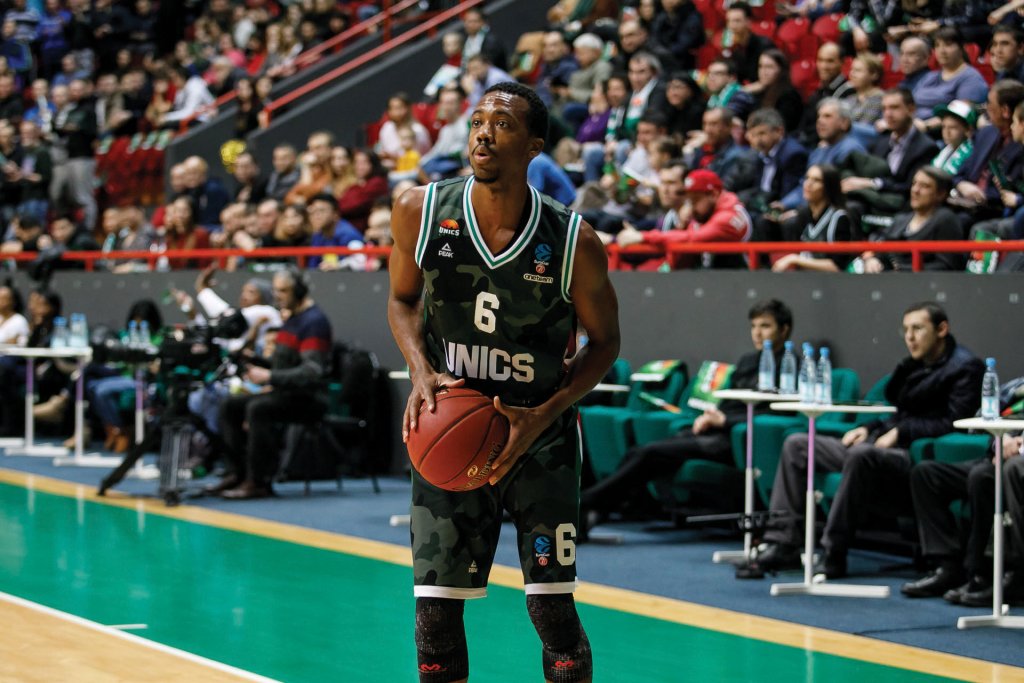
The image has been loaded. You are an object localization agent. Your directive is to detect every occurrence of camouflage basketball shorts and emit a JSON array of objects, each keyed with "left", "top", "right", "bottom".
[{"left": 410, "top": 411, "right": 581, "bottom": 599}]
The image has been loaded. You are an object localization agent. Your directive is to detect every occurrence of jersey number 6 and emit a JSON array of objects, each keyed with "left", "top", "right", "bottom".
[{"left": 474, "top": 291, "right": 499, "bottom": 334}]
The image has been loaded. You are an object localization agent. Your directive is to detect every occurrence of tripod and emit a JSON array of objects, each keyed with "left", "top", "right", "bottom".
[{"left": 98, "top": 370, "right": 218, "bottom": 506}]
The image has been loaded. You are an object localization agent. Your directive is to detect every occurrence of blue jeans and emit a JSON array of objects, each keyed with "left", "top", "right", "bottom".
[{"left": 87, "top": 375, "right": 135, "bottom": 428}]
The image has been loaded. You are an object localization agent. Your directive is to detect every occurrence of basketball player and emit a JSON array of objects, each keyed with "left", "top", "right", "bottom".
[{"left": 388, "top": 82, "right": 620, "bottom": 683}]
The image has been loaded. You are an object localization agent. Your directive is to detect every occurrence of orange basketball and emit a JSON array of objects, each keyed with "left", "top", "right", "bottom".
[{"left": 407, "top": 387, "right": 510, "bottom": 491}]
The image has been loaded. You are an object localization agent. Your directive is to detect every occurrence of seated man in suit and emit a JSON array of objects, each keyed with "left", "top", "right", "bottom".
[
  {"left": 838, "top": 89, "right": 937, "bottom": 234},
  {"left": 728, "top": 108, "right": 808, "bottom": 241},
  {"left": 580, "top": 299, "right": 794, "bottom": 536},
  {"left": 746, "top": 302, "right": 984, "bottom": 580}
]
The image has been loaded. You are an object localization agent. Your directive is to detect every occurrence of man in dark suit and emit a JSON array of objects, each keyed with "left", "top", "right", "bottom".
[
  {"left": 839, "top": 89, "right": 937, "bottom": 227},
  {"left": 459, "top": 7, "right": 507, "bottom": 71},
  {"left": 728, "top": 108, "right": 808, "bottom": 218},
  {"left": 953, "top": 79, "right": 1024, "bottom": 227},
  {"left": 611, "top": 19, "right": 680, "bottom": 74},
  {"left": 718, "top": 2, "right": 775, "bottom": 84}
]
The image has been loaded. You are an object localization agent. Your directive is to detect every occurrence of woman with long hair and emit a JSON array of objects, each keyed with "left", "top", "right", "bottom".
[
  {"left": 338, "top": 149, "right": 389, "bottom": 232},
  {"left": 742, "top": 49, "right": 803, "bottom": 133},
  {"left": 164, "top": 196, "right": 212, "bottom": 269},
  {"left": 330, "top": 145, "right": 358, "bottom": 198},
  {"left": 773, "top": 164, "right": 853, "bottom": 272}
]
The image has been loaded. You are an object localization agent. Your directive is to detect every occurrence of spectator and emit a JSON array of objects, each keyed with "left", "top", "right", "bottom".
[
  {"left": 44, "top": 214, "right": 99, "bottom": 268},
  {"left": 161, "top": 65, "right": 215, "bottom": 127},
  {"left": 261, "top": 22, "right": 302, "bottom": 80},
  {"left": 535, "top": 31, "right": 579, "bottom": 108},
  {"left": 50, "top": 78, "right": 97, "bottom": 229},
  {"left": 996, "top": 443, "right": 1024, "bottom": 606},
  {"left": 580, "top": 300, "right": 792, "bottom": 527},
  {"left": 683, "top": 107, "right": 751, "bottom": 182},
  {"left": 0, "top": 120, "right": 22, "bottom": 224},
  {"left": 249, "top": 198, "right": 281, "bottom": 245},
  {"left": 528, "top": 151, "right": 577, "bottom": 206},
  {"left": 898, "top": 36, "right": 933, "bottom": 95},
  {"left": 0, "top": 212, "right": 44, "bottom": 256},
  {"left": 24, "top": 79, "right": 56, "bottom": 131},
  {"left": 102, "top": 206, "right": 155, "bottom": 273},
  {"left": 718, "top": 2, "right": 775, "bottom": 84},
  {"left": 742, "top": 49, "right": 803, "bottom": 134},
  {"left": 261, "top": 203, "right": 310, "bottom": 255},
  {"left": 265, "top": 143, "right": 301, "bottom": 201},
  {"left": 845, "top": 0, "right": 900, "bottom": 55},
  {"left": 0, "top": 72, "right": 23, "bottom": 123},
  {"left": 636, "top": 0, "right": 664, "bottom": 32},
  {"left": 388, "top": 127, "right": 422, "bottom": 185},
  {"left": 844, "top": 53, "right": 884, "bottom": 141},
  {"left": 859, "top": 167, "right": 965, "bottom": 272},
  {"left": 307, "top": 192, "right": 365, "bottom": 271},
  {"left": 990, "top": 24, "right": 1024, "bottom": 82},
  {"left": 748, "top": 302, "right": 984, "bottom": 580},
  {"left": 230, "top": 151, "right": 266, "bottom": 204},
  {"left": 423, "top": 31, "right": 463, "bottom": 100},
  {"left": 232, "top": 76, "right": 262, "bottom": 138},
  {"left": 931, "top": 100, "right": 977, "bottom": 175},
  {"left": 376, "top": 93, "right": 431, "bottom": 166},
  {"left": 611, "top": 19, "right": 678, "bottom": 74},
  {"left": 617, "top": 169, "right": 752, "bottom": 269},
  {"left": 418, "top": 87, "right": 470, "bottom": 182},
  {"left": 912, "top": 27, "right": 989, "bottom": 118},
  {"left": 164, "top": 195, "right": 212, "bottom": 269},
  {"left": 459, "top": 7, "right": 507, "bottom": 71},
  {"left": 0, "top": 17, "right": 32, "bottom": 82},
  {"left": 12, "top": 120, "right": 51, "bottom": 223},
  {"left": 461, "top": 53, "right": 515, "bottom": 108},
  {"left": 773, "top": 164, "right": 853, "bottom": 272},
  {"left": 650, "top": 0, "right": 705, "bottom": 69},
  {"left": 37, "top": 0, "right": 71, "bottom": 80},
  {"left": 183, "top": 155, "right": 230, "bottom": 227},
  {"left": 143, "top": 73, "right": 174, "bottom": 130},
  {"left": 0, "top": 280, "right": 27, "bottom": 346},
  {"left": 779, "top": 98, "right": 866, "bottom": 210},
  {"left": 797, "top": 43, "right": 853, "bottom": 148},
  {"left": 214, "top": 268, "right": 333, "bottom": 500},
  {"left": 547, "top": 0, "right": 619, "bottom": 27},
  {"left": 567, "top": 33, "right": 611, "bottom": 105},
  {"left": 285, "top": 130, "right": 335, "bottom": 206},
  {"left": 0, "top": 287, "right": 60, "bottom": 433},
  {"left": 330, "top": 145, "right": 357, "bottom": 199},
  {"left": 338, "top": 149, "right": 390, "bottom": 232},
  {"left": 732, "top": 108, "right": 808, "bottom": 219},
  {"left": 704, "top": 58, "right": 754, "bottom": 119},
  {"left": 654, "top": 71, "right": 704, "bottom": 140}
]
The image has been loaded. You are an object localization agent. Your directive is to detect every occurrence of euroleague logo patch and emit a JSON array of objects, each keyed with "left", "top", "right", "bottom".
[
  {"left": 439, "top": 218, "right": 460, "bottom": 236},
  {"left": 534, "top": 534, "right": 552, "bottom": 567},
  {"left": 525, "top": 243, "right": 555, "bottom": 284}
]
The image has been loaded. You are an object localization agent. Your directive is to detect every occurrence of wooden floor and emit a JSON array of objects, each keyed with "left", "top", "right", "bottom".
[{"left": 1, "top": 468, "right": 1022, "bottom": 683}]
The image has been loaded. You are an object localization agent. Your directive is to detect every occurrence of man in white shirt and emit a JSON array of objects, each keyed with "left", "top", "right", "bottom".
[{"left": 161, "top": 66, "right": 214, "bottom": 128}]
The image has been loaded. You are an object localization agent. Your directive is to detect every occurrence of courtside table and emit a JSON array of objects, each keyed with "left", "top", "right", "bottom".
[
  {"left": 768, "top": 401, "right": 895, "bottom": 598},
  {"left": 710, "top": 389, "right": 798, "bottom": 564},
  {"left": 1, "top": 347, "right": 92, "bottom": 459},
  {"left": 952, "top": 417, "right": 1024, "bottom": 631}
]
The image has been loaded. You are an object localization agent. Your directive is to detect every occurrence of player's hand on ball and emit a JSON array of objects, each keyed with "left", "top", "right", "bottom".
[
  {"left": 488, "top": 396, "right": 556, "bottom": 485},
  {"left": 404, "top": 371, "right": 464, "bottom": 442}
]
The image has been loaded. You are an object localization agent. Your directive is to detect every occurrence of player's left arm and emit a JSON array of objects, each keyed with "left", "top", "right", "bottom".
[{"left": 490, "top": 221, "right": 620, "bottom": 484}]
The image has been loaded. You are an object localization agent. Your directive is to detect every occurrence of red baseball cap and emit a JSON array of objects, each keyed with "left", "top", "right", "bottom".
[{"left": 684, "top": 169, "right": 723, "bottom": 194}]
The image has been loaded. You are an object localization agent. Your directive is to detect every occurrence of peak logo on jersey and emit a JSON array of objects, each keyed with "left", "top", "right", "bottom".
[
  {"left": 534, "top": 534, "right": 552, "bottom": 566},
  {"left": 554, "top": 660, "right": 576, "bottom": 670},
  {"left": 419, "top": 663, "right": 447, "bottom": 673},
  {"left": 468, "top": 560, "right": 478, "bottom": 574},
  {"left": 439, "top": 219, "right": 460, "bottom": 236},
  {"left": 439, "top": 242, "right": 454, "bottom": 258}
]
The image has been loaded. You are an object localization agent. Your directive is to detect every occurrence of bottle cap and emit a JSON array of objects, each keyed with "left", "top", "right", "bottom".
[
  {"left": 986, "top": 357, "right": 996, "bottom": 367},
  {"left": 784, "top": 341, "right": 793, "bottom": 350},
  {"left": 763, "top": 340, "right": 772, "bottom": 349},
  {"left": 820, "top": 347, "right": 829, "bottom": 357}
]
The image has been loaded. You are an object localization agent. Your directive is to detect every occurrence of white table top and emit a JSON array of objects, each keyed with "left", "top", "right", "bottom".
[
  {"left": 954, "top": 417, "right": 1024, "bottom": 433},
  {"left": 0, "top": 346, "right": 92, "bottom": 359},
  {"left": 715, "top": 389, "right": 800, "bottom": 403},
  {"left": 770, "top": 401, "right": 896, "bottom": 417}
]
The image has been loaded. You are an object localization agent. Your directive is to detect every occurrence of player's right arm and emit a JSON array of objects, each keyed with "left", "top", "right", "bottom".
[{"left": 387, "top": 185, "right": 464, "bottom": 443}]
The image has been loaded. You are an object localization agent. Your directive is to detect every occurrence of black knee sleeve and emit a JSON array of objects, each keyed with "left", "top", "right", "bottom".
[
  {"left": 415, "top": 597, "right": 468, "bottom": 682},
  {"left": 526, "top": 594, "right": 593, "bottom": 682}
]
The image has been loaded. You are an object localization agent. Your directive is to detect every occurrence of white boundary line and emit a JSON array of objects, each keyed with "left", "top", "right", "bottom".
[{"left": 0, "top": 591, "right": 282, "bottom": 683}]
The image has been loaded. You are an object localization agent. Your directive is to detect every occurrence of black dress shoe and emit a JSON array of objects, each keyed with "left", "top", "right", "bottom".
[
  {"left": 943, "top": 577, "right": 988, "bottom": 605},
  {"left": 221, "top": 482, "right": 274, "bottom": 500},
  {"left": 960, "top": 572, "right": 1024, "bottom": 607},
  {"left": 203, "top": 476, "right": 241, "bottom": 495},
  {"left": 812, "top": 550, "right": 847, "bottom": 580},
  {"left": 901, "top": 566, "right": 966, "bottom": 598},
  {"left": 755, "top": 543, "right": 802, "bottom": 572}
]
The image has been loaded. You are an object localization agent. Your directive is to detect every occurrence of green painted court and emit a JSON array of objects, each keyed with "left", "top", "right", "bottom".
[{"left": 0, "top": 476, "right": 1000, "bottom": 683}]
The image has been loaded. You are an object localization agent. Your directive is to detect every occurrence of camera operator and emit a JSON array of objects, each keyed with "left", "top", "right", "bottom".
[{"left": 211, "top": 267, "right": 333, "bottom": 499}]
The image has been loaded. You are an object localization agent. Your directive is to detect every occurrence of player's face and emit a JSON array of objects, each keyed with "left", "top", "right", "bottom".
[
  {"left": 749, "top": 314, "right": 783, "bottom": 351},
  {"left": 468, "top": 91, "right": 540, "bottom": 184}
]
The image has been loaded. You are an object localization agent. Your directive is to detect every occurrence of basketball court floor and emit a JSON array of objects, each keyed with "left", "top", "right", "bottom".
[{"left": 1, "top": 467, "right": 1021, "bottom": 683}]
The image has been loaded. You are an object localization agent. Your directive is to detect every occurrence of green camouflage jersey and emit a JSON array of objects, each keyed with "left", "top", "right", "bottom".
[{"left": 415, "top": 176, "right": 582, "bottom": 408}]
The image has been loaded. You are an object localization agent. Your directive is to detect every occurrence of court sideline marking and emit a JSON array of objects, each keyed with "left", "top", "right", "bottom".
[
  {"left": 0, "top": 591, "right": 281, "bottom": 683},
  {"left": 1, "top": 467, "right": 1021, "bottom": 683}
]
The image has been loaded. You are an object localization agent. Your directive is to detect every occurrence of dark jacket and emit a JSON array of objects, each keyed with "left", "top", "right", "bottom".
[
  {"left": 955, "top": 125, "right": 1024, "bottom": 206},
  {"left": 650, "top": 2, "right": 706, "bottom": 69},
  {"left": 868, "top": 127, "right": 937, "bottom": 195},
  {"left": 874, "top": 206, "right": 965, "bottom": 271},
  {"left": 728, "top": 135, "right": 808, "bottom": 211},
  {"left": 864, "top": 334, "right": 984, "bottom": 448}
]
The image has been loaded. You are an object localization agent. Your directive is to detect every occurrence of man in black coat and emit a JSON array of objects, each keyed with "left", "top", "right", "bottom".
[
  {"left": 750, "top": 302, "right": 984, "bottom": 579},
  {"left": 727, "top": 108, "right": 808, "bottom": 216},
  {"left": 580, "top": 300, "right": 794, "bottom": 529},
  {"left": 650, "top": 0, "right": 705, "bottom": 70}
]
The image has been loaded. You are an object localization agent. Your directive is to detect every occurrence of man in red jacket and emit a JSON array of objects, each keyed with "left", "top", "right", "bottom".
[{"left": 617, "top": 169, "right": 752, "bottom": 269}]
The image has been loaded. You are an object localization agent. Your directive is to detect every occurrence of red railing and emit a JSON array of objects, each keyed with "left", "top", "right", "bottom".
[
  {"left": 607, "top": 241, "right": 1024, "bottom": 273},
  {"left": 6, "top": 241, "right": 1023, "bottom": 274},
  {"left": 262, "top": 0, "right": 483, "bottom": 125},
  {"left": 178, "top": 0, "right": 422, "bottom": 132}
]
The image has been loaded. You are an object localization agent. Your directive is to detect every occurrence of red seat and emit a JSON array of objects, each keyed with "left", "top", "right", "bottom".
[
  {"left": 693, "top": 0, "right": 725, "bottom": 33},
  {"left": 696, "top": 43, "right": 720, "bottom": 70},
  {"left": 790, "top": 59, "right": 820, "bottom": 99},
  {"left": 751, "top": 19, "right": 775, "bottom": 39},
  {"left": 776, "top": 18, "right": 818, "bottom": 62},
  {"left": 752, "top": 0, "right": 776, "bottom": 22},
  {"left": 811, "top": 14, "right": 843, "bottom": 44}
]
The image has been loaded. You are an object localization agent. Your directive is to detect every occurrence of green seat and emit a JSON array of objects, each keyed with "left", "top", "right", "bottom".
[
  {"left": 580, "top": 358, "right": 632, "bottom": 408},
  {"left": 932, "top": 433, "right": 991, "bottom": 464},
  {"left": 580, "top": 361, "right": 689, "bottom": 482}
]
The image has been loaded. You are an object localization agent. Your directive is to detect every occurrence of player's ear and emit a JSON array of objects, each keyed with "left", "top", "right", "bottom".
[{"left": 527, "top": 136, "right": 544, "bottom": 159}]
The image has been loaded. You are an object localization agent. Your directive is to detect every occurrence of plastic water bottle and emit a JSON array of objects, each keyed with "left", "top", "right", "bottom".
[
  {"left": 816, "top": 347, "right": 833, "bottom": 405},
  {"left": 799, "top": 342, "right": 817, "bottom": 403},
  {"left": 758, "top": 340, "right": 775, "bottom": 392},
  {"left": 981, "top": 357, "right": 1000, "bottom": 420},
  {"left": 127, "top": 320, "right": 139, "bottom": 347},
  {"left": 69, "top": 313, "right": 88, "bottom": 348},
  {"left": 139, "top": 320, "right": 152, "bottom": 348},
  {"left": 779, "top": 341, "right": 797, "bottom": 395},
  {"left": 50, "top": 316, "right": 68, "bottom": 349}
]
